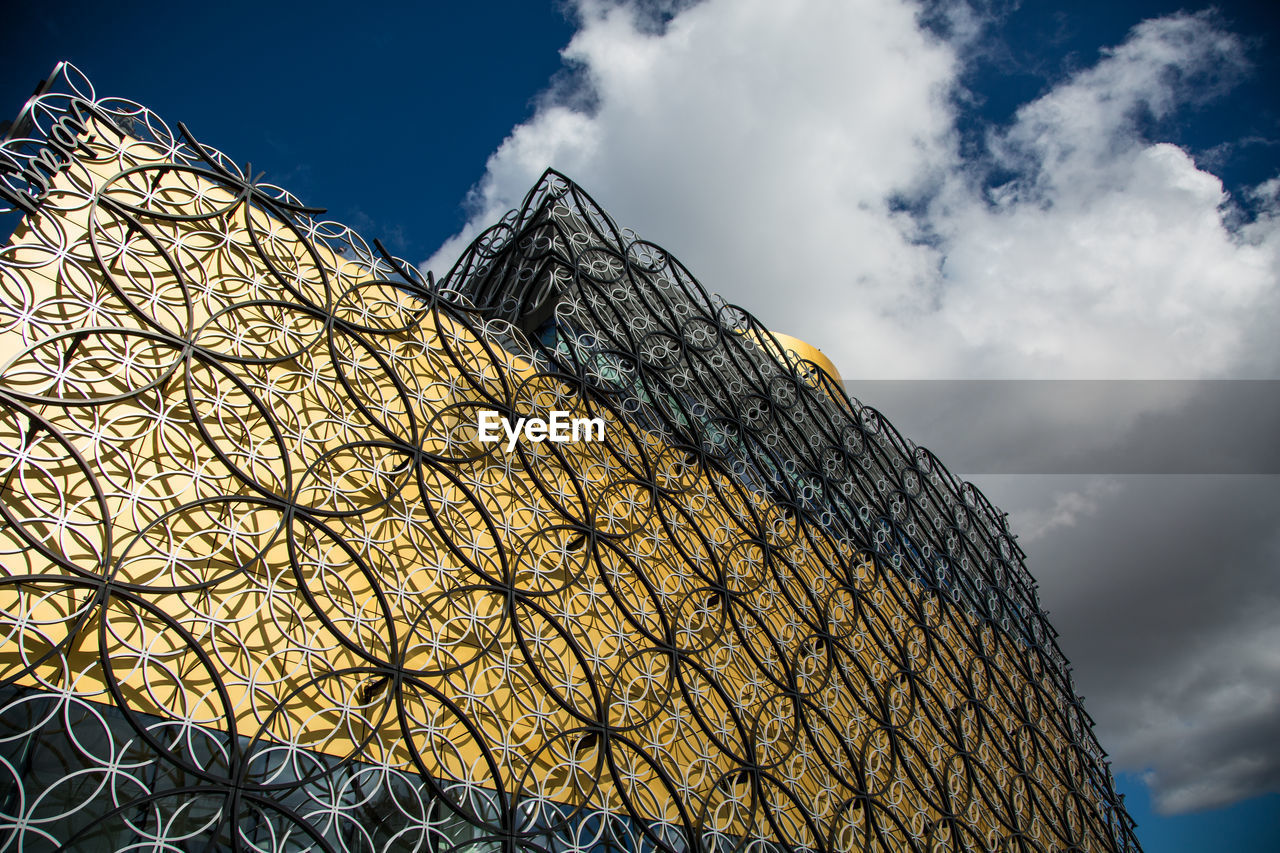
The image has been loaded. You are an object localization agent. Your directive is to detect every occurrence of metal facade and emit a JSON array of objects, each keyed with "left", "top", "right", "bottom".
[{"left": 0, "top": 64, "right": 1139, "bottom": 852}]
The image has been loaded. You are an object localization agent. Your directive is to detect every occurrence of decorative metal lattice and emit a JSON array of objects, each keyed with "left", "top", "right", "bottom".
[{"left": 0, "top": 63, "right": 1139, "bottom": 852}]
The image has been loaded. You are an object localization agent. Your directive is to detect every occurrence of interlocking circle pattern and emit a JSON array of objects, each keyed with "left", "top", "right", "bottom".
[{"left": 0, "top": 64, "right": 1140, "bottom": 852}]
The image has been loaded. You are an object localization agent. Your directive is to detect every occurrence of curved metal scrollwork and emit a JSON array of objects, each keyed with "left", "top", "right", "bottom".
[{"left": 0, "top": 63, "right": 1139, "bottom": 852}]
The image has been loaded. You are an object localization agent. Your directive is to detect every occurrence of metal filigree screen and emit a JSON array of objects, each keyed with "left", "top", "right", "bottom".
[{"left": 0, "top": 63, "right": 1140, "bottom": 852}]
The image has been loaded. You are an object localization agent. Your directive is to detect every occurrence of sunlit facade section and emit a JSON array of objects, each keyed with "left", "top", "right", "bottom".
[{"left": 0, "top": 63, "right": 1139, "bottom": 852}]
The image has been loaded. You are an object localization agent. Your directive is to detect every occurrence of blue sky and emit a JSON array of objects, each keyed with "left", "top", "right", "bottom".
[
  {"left": 950, "top": 1, "right": 1279, "bottom": 195},
  {"left": 6, "top": 1, "right": 1276, "bottom": 268},
  {"left": 5, "top": 2, "right": 1279, "bottom": 850},
  {"left": 5, "top": 1, "right": 578, "bottom": 263}
]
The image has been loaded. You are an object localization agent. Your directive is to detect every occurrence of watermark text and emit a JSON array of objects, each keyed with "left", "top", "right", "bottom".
[{"left": 477, "top": 410, "right": 605, "bottom": 452}]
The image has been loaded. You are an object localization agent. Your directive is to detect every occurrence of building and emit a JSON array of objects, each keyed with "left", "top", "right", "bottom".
[{"left": 0, "top": 63, "right": 1140, "bottom": 852}]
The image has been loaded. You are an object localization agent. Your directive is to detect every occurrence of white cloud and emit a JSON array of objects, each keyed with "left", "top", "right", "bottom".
[
  {"left": 980, "top": 473, "right": 1280, "bottom": 815},
  {"left": 937, "top": 11, "right": 1274, "bottom": 378},
  {"left": 427, "top": 0, "right": 961, "bottom": 377},
  {"left": 1127, "top": 619, "right": 1280, "bottom": 813},
  {"left": 422, "top": 0, "right": 1280, "bottom": 813},
  {"left": 1015, "top": 477, "right": 1122, "bottom": 541},
  {"left": 428, "top": 3, "right": 1280, "bottom": 380}
]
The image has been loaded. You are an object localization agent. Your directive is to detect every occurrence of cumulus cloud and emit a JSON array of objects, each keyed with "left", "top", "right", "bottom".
[
  {"left": 980, "top": 474, "right": 1280, "bottom": 814},
  {"left": 422, "top": 0, "right": 1280, "bottom": 814},
  {"left": 1011, "top": 477, "right": 1122, "bottom": 541},
  {"left": 937, "top": 11, "right": 1275, "bottom": 379},
  {"left": 427, "top": 2, "right": 1280, "bottom": 380},
  {"left": 426, "top": 0, "right": 961, "bottom": 377}
]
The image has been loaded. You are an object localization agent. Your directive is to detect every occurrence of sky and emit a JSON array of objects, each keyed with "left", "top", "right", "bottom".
[{"left": 4, "top": 1, "right": 1279, "bottom": 850}]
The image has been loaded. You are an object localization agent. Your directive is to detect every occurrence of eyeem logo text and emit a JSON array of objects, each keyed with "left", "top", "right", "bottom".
[{"left": 477, "top": 410, "right": 605, "bottom": 452}]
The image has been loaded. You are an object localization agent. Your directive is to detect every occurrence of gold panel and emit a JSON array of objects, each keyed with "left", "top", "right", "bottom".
[{"left": 0, "top": 64, "right": 1139, "bottom": 852}]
